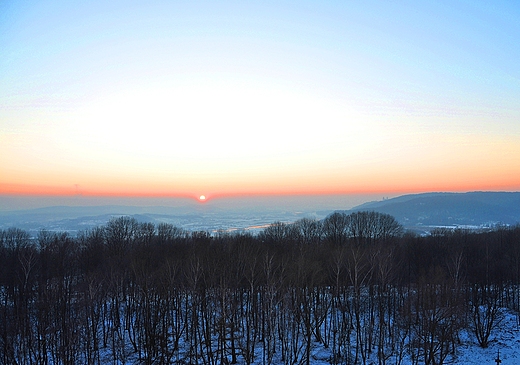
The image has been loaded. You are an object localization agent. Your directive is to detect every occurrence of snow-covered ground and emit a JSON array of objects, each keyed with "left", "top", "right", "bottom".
[
  {"left": 90, "top": 307, "right": 520, "bottom": 365},
  {"left": 318, "top": 309, "right": 519, "bottom": 365},
  {"left": 454, "top": 309, "right": 520, "bottom": 365},
  {"left": 273, "top": 308, "right": 520, "bottom": 365}
]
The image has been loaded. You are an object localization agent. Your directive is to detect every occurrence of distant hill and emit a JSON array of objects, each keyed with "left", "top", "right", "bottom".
[{"left": 350, "top": 192, "right": 520, "bottom": 229}]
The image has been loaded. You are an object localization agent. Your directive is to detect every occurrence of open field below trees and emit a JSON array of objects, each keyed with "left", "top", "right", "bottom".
[{"left": 1, "top": 212, "right": 520, "bottom": 364}]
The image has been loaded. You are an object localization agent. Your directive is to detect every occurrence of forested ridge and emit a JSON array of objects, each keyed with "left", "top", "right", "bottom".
[{"left": 1, "top": 211, "right": 520, "bottom": 365}]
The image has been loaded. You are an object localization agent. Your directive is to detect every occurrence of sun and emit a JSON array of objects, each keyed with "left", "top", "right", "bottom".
[{"left": 198, "top": 195, "right": 206, "bottom": 202}]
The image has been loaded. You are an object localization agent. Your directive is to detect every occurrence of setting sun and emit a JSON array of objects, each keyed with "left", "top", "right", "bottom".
[{"left": 199, "top": 195, "right": 206, "bottom": 202}]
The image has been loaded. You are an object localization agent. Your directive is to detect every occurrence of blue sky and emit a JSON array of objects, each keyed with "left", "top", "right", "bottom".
[{"left": 1, "top": 0, "right": 519, "bottom": 204}]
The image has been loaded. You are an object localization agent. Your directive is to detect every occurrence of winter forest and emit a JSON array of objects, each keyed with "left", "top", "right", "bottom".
[{"left": 2, "top": 211, "right": 520, "bottom": 365}]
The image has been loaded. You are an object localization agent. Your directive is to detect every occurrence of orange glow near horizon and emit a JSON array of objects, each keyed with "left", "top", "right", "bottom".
[
  {"left": 3, "top": 110, "right": 519, "bottom": 200},
  {"left": 1, "top": 1, "right": 520, "bottom": 203},
  {"left": 1, "top": 171, "right": 519, "bottom": 201}
]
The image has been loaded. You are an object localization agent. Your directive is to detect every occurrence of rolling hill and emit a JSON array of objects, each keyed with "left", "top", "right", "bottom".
[{"left": 350, "top": 191, "right": 520, "bottom": 229}]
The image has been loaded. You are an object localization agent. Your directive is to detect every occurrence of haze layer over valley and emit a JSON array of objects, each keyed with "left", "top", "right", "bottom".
[{"left": 1, "top": 192, "right": 518, "bottom": 237}]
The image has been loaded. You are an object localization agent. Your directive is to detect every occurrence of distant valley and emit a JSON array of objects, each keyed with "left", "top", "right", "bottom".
[
  {"left": 0, "top": 203, "right": 319, "bottom": 237},
  {"left": 1, "top": 191, "right": 519, "bottom": 237}
]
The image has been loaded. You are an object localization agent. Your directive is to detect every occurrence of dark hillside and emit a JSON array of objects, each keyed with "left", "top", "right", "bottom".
[{"left": 350, "top": 191, "right": 520, "bottom": 227}]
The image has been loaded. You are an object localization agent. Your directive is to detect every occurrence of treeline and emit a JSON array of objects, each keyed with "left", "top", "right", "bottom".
[{"left": 1, "top": 211, "right": 520, "bottom": 365}]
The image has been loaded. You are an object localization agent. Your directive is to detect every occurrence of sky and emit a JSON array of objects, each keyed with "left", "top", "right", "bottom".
[{"left": 1, "top": 0, "right": 520, "bottom": 207}]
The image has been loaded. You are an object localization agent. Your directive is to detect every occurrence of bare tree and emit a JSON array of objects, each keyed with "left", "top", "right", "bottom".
[
  {"left": 348, "top": 211, "right": 403, "bottom": 245},
  {"left": 471, "top": 284, "right": 504, "bottom": 348},
  {"left": 323, "top": 212, "right": 349, "bottom": 245},
  {"left": 293, "top": 217, "right": 323, "bottom": 245}
]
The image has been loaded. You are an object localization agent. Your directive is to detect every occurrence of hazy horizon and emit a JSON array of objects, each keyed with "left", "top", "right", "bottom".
[
  {"left": 0, "top": 192, "right": 397, "bottom": 213},
  {"left": 3, "top": 189, "right": 520, "bottom": 215}
]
